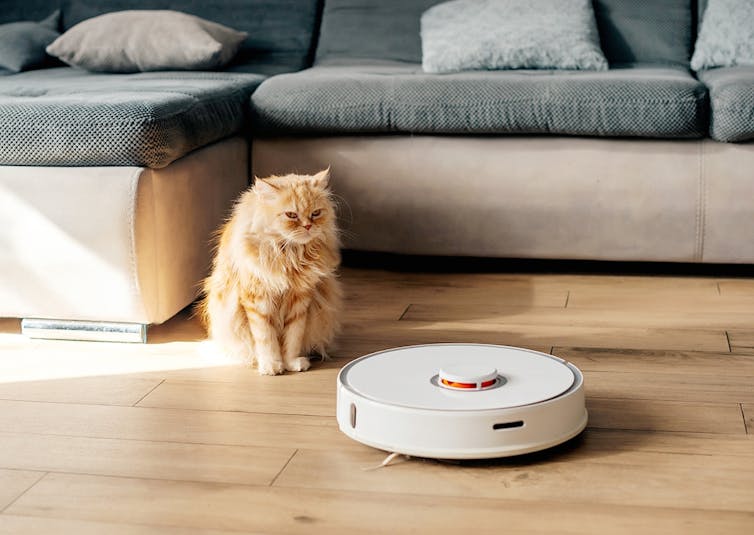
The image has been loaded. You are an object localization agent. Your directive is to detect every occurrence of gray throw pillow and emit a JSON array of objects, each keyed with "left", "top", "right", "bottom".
[
  {"left": 0, "top": 11, "right": 60, "bottom": 74},
  {"left": 421, "top": 0, "right": 608, "bottom": 74},
  {"left": 46, "top": 10, "right": 248, "bottom": 73},
  {"left": 691, "top": 0, "right": 754, "bottom": 71}
]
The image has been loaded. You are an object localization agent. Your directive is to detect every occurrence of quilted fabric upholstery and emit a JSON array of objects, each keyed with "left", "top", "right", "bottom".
[
  {"left": 0, "top": 67, "right": 264, "bottom": 168},
  {"left": 251, "top": 62, "right": 708, "bottom": 138},
  {"left": 698, "top": 67, "right": 754, "bottom": 142},
  {"left": 315, "top": 0, "right": 693, "bottom": 67}
]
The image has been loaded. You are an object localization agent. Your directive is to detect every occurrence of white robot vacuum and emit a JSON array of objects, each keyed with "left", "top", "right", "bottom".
[{"left": 336, "top": 344, "right": 587, "bottom": 459}]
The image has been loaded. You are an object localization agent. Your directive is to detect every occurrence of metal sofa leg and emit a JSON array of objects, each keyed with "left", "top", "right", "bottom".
[{"left": 21, "top": 319, "right": 148, "bottom": 343}]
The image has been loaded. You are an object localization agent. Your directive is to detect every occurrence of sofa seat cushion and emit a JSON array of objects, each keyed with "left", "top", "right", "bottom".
[
  {"left": 698, "top": 67, "right": 754, "bottom": 142},
  {"left": 251, "top": 62, "right": 708, "bottom": 138},
  {"left": 0, "top": 67, "right": 264, "bottom": 168}
]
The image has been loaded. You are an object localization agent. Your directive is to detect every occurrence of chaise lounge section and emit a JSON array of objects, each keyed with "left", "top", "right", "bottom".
[{"left": 0, "top": 0, "right": 321, "bottom": 338}]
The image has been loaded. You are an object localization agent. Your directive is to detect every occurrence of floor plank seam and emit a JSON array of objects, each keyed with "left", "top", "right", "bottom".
[
  {"left": 585, "top": 424, "right": 744, "bottom": 436},
  {"left": 0, "top": 397, "right": 141, "bottom": 408},
  {"left": 552, "top": 346, "right": 754, "bottom": 357},
  {"left": 1, "top": 398, "right": 338, "bottom": 420},
  {"left": 740, "top": 404, "right": 749, "bottom": 435},
  {"left": 0, "top": 429, "right": 346, "bottom": 450},
  {"left": 587, "top": 396, "right": 741, "bottom": 406},
  {"left": 0, "top": 512, "right": 262, "bottom": 535},
  {"left": 269, "top": 449, "right": 298, "bottom": 487},
  {"left": 5, "top": 470, "right": 291, "bottom": 490},
  {"left": 133, "top": 406, "right": 334, "bottom": 418},
  {"left": 0, "top": 471, "right": 47, "bottom": 514},
  {"left": 132, "top": 379, "right": 165, "bottom": 407}
]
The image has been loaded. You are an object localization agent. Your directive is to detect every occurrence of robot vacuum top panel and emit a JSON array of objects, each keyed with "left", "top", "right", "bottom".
[{"left": 340, "top": 344, "right": 576, "bottom": 411}]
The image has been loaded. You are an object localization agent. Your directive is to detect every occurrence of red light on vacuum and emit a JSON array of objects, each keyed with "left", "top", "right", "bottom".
[
  {"left": 440, "top": 378, "right": 478, "bottom": 389},
  {"left": 438, "top": 366, "right": 499, "bottom": 391}
]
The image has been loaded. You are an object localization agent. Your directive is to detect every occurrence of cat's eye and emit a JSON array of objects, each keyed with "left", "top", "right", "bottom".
[
  {"left": 311, "top": 209, "right": 322, "bottom": 219},
  {"left": 285, "top": 212, "right": 298, "bottom": 219}
]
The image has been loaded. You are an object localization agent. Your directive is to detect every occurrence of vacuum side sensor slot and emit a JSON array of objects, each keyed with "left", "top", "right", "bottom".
[{"left": 493, "top": 420, "right": 525, "bottom": 430}]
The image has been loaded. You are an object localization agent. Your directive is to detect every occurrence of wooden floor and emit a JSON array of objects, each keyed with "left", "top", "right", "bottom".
[{"left": 0, "top": 262, "right": 753, "bottom": 534}]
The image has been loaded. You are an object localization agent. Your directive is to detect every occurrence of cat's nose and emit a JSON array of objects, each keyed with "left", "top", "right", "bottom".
[{"left": 304, "top": 223, "right": 312, "bottom": 231}]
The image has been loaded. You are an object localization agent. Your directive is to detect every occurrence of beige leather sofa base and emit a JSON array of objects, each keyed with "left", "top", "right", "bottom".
[
  {"left": 0, "top": 137, "right": 248, "bottom": 324},
  {"left": 253, "top": 136, "right": 754, "bottom": 263}
]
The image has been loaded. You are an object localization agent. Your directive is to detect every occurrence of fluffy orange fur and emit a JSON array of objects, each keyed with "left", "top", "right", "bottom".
[{"left": 198, "top": 169, "right": 342, "bottom": 375}]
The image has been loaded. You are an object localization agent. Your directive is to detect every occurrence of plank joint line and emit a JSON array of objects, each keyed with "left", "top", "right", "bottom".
[
  {"left": 132, "top": 380, "right": 165, "bottom": 407},
  {"left": 270, "top": 449, "right": 298, "bottom": 487},
  {"left": 0, "top": 471, "right": 47, "bottom": 514}
]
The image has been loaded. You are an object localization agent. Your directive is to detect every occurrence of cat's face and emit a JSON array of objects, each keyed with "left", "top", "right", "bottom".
[{"left": 253, "top": 169, "right": 335, "bottom": 245}]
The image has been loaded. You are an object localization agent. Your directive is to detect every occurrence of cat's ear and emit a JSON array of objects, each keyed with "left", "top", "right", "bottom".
[
  {"left": 254, "top": 177, "right": 278, "bottom": 199},
  {"left": 310, "top": 167, "right": 331, "bottom": 189}
]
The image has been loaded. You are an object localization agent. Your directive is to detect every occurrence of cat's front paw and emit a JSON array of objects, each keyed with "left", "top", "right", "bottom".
[
  {"left": 257, "top": 359, "right": 285, "bottom": 376},
  {"left": 285, "top": 356, "right": 311, "bottom": 373}
]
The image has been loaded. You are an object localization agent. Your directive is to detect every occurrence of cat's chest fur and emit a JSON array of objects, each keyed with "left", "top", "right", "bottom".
[{"left": 243, "top": 237, "right": 333, "bottom": 296}]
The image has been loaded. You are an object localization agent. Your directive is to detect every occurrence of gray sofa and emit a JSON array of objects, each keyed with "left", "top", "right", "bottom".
[
  {"left": 251, "top": 0, "right": 754, "bottom": 263},
  {"left": 1, "top": 0, "right": 752, "bottom": 338}
]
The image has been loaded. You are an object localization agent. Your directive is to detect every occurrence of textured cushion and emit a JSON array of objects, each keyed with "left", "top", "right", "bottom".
[
  {"left": 61, "top": 0, "right": 322, "bottom": 75},
  {"left": 421, "top": 0, "right": 608, "bottom": 74},
  {"left": 251, "top": 62, "right": 708, "bottom": 139},
  {"left": 0, "top": 68, "right": 264, "bottom": 168},
  {"left": 47, "top": 10, "right": 247, "bottom": 73},
  {"left": 316, "top": 0, "right": 442, "bottom": 64},
  {"left": 691, "top": 0, "right": 754, "bottom": 71},
  {"left": 0, "top": 11, "right": 59, "bottom": 74},
  {"left": 698, "top": 67, "right": 754, "bottom": 142},
  {"left": 315, "top": 0, "right": 692, "bottom": 67},
  {"left": 594, "top": 0, "right": 692, "bottom": 66}
]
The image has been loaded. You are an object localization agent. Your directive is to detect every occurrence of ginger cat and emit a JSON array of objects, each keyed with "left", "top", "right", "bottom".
[{"left": 199, "top": 169, "right": 341, "bottom": 375}]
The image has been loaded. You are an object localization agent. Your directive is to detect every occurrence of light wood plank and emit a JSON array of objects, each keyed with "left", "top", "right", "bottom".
[
  {"left": 403, "top": 301, "right": 754, "bottom": 330},
  {"left": 566, "top": 278, "right": 720, "bottom": 308},
  {"left": 0, "top": 515, "right": 248, "bottom": 535},
  {"left": 136, "top": 357, "right": 346, "bottom": 385},
  {"left": 0, "top": 470, "right": 44, "bottom": 512},
  {"left": 337, "top": 319, "right": 551, "bottom": 357},
  {"left": 583, "top": 370, "right": 754, "bottom": 404},
  {"left": 0, "top": 318, "right": 21, "bottom": 335},
  {"left": 3, "top": 267, "right": 754, "bottom": 534},
  {"left": 587, "top": 398, "right": 746, "bottom": 434},
  {"left": 717, "top": 279, "right": 754, "bottom": 302},
  {"left": 273, "top": 445, "right": 754, "bottom": 512},
  {"left": 0, "top": 432, "right": 294, "bottom": 485},
  {"left": 0, "top": 377, "right": 162, "bottom": 406},
  {"left": 8, "top": 473, "right": 754, "bottom": 535},
  {"left": 137, "top": 379, "right": 335, "bottom": 416},
  {"left": 379, "top": 316, "right": 728, "bottom": 352},
  {"left": 0, "top": 335, "right": 227, "bottom": 384},
  {"left": 563, "top": 428, "right": 754, "bottom": 457},
  {"left": 727, "top": 330, "right": 754, "bottom": 354},
  {"left": 0, "top": 400, "right": 355, "bottom": 451},
  {"left": 554, "top": 347, "right": 754, "bottom": 375},
  {"left": 342, "top": 272, "right": 569, "bottom": 307}
]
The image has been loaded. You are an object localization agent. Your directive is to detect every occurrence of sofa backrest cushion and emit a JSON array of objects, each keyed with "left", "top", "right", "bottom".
[
  {"left": 594, "top": 0, "right": 692, "bottom": 66},
  {"left": 1, "top": 1, "right": 61, "bottom": 25},
  {"left": 60, "top": 0, "right": 322, "bottom": 74},
  {"left": 315, "top": 0, "right": 693, "bottom": 67}
]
